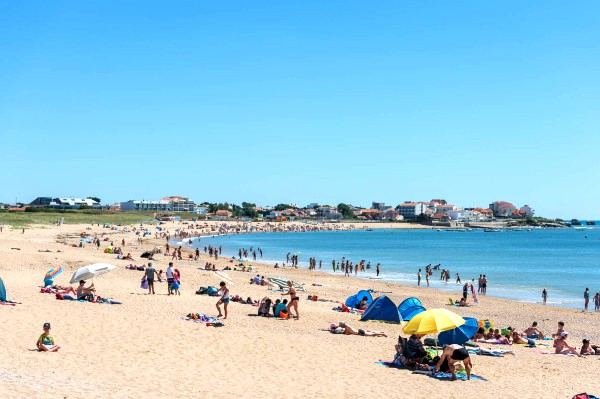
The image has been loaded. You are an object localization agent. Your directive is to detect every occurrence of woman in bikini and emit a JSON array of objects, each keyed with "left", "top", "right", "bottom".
[{"left": 284, "top": 280, "right": 300, "bottom": 320}]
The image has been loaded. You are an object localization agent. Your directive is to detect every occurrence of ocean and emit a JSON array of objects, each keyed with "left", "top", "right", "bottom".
[{"left": 177, "top": 226, "right": 600, "bottom": 309}]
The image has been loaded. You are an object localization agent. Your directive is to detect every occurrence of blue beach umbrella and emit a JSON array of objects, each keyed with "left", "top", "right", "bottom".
[{"left": 438, "top": 317, "right": 479, "bottom": 345}]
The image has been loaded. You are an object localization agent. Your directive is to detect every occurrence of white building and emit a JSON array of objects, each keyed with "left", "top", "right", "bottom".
[
  {"left": 520, "top": 205, "right": 535, "bottom": 218},
  {"left": 396, "top": 202, "right": 428, "bottom": 220}
]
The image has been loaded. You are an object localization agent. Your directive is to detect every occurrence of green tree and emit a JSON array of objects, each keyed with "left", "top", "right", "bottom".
[
  {"left": 337, "top": 203, "right": 356, "bottom": 219},
  {"left": 274, "top": 203, "right": 293, "bottom": 211}
]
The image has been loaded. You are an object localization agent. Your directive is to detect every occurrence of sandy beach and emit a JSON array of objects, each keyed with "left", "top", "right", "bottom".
[{"left": 1, "top": 222, "right": 598, "bottom": 399}]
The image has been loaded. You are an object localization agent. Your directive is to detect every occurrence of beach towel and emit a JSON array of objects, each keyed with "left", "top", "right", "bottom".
[
  {"left": 268, "top": 277, "right": 305, "bottom": 292},
  {"left": 423, "top": 371, "right": 487, "bottom": 381},
  {"left": 375, "top": 361, "right": 404, "bottom": 369}
]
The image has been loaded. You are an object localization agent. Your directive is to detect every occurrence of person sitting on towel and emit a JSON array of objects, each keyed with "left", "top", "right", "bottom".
[
  {"left": 522, "top": 321, "right": 544, "bottom": 339},
  {"left": 407, "top": 334, "right": 428, "bottom": 362},
  {"left": 76, "top": 280, "right": 95, "bottom": 301}
]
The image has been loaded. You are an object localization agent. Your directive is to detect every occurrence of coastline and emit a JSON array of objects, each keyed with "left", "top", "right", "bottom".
[{"left": 1, "top": 223, "right": 599, "bottom": 398}]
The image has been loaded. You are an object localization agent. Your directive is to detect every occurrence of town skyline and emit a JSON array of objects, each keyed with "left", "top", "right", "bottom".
[{"left": 3, "top": 194, "right": 544, "bottom": 221}]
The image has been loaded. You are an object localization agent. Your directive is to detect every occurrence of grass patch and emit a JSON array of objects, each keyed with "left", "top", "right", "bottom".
[{"left": 0, "top": 210, "right": 196, "bottom": 228}]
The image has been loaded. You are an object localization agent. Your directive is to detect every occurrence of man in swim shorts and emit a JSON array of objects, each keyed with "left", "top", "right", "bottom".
[
  {"left": 435, "top": 344, "right": 473, "bottom": 380},
  {"left": 145, "top": 262, "right": 158, "bottom": 295}
]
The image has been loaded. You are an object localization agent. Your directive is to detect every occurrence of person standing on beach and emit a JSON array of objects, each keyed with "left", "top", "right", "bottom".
[
  {"left": 542, "top": 288, "right": 548, "bottom": 304},
  {"left": 477, "top": 275, "right": 483, "bottom": 294},
  {"left": 284, "top": 280, "right": 300, "bottom": 320},
  {"left": 594, "top": 292, "right": 600, "bottom": 311},
  {"left": 166, "top": 262, "right": 175, "bottom": 295},
  {"left": 145, "top": 262, "right": 158, "bottom": 295},
  {"left": 216, "top": 281, "right": 229, "bottom": 319},
  {"left": 584, "top": 288, "right": 590, "bottom": 311},
  {"left": 482, "top": 275, "right": 488, "bottom": 294},
  {"left": 376, "top": 263, "right": 380, "bottom": 277},
  {"left": 417, "top": 269, "right": 421, "bottom": 286},
  {"left": 425, "top": 270, "right": 429, "bottom": 287}
]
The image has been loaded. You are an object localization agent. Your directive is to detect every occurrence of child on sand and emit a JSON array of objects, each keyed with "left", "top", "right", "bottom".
[{"left": 37, "top": 323, "right": 60, "bottom": 352}]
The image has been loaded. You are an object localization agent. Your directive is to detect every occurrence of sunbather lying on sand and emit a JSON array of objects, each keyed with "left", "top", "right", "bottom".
[
  {"left": 580, "top": 339, "right": 600, "bottom": 356},
  {"left": 511, "top": 331, "right": 535, "bottom": 345},
  {"left": 329, "top": 322, "right": 387, "bottom": 337}
]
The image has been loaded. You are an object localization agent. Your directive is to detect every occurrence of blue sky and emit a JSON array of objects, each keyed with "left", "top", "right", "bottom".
[{"left": 1, "top": 1, "right": 598, "bottom": 218}]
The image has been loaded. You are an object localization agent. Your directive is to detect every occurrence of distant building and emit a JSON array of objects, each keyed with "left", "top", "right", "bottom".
[
  {"left": 215, "top": 210, "right": 233, "bottom": 219},
  {"left": 121, "top": 200, "right": 171, "bottom": 211},
  {"left": 361, "top": 209, "right": 381, "bottom": 220},
  {"left": 306, "top": 203, "right": 319, "bottom": 209},
  {"left": 194, "top": 205, "right": 208, "bottom": 215},
  {"left": 489, "top": 201, "right": 517, "bottom": 218},
  {"left": 162, "top": 196, "right": 195, "bottom": 212},
  {"left": 29, "top": 197, "right": 100, "bottom": 209},
  {"left": 430, "top": 199, "right": 447, "bottom": 205},
  {"left": 372, "top": 201, "right": 386, "bottom": 210},
  {"left": 396, "top": 202, "right": 427, "bottom": 220},
  {"left": 520, "top": 205, "right": 535, "bottom": 218}
]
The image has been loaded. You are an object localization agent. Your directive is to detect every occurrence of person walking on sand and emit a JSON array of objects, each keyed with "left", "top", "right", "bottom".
[
  {"left": 284, "top": 280, "right": 300, "bottom": 320},
  {"left": 145, "top": 262, "right": 158, "bottom": 295},
  {"left": 216, "top": 281, "right": 229, "bottom": 319},
  {"left": 542, "top": 288, "right": 548, "bottom": 305},
  {"left": 417, "top": 269, "right": 421, "bottom": 286},
  {"left": 584, "top": 288, "right": 590, "bottom": 311}
]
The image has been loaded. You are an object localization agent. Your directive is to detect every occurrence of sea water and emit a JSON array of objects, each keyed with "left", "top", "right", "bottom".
[{"left": 179, "top": 227, "right": 600, "bottom": 309}]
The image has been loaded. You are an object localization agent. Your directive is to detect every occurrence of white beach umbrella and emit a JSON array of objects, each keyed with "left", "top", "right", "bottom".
[{"left": 70, "top": 263, "right": 116, "bottom": 284}]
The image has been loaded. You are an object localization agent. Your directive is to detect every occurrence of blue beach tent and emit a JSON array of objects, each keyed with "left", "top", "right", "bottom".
[
  {"left": 345, "top": 290, "right": 373, "bottom": 308},
  {"left": 360, "top": 296, "right": 402, "bottom": 323},
  {"left": 398, "top": 297, "right": 426, "bottom": 321},
  {"left": 0, "top": 276, "right": 6, "bottom": 302}
]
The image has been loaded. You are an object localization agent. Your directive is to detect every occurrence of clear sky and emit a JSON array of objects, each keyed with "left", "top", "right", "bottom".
[{"left": 1, "top": 1, "right": 599, "bottom": 219}]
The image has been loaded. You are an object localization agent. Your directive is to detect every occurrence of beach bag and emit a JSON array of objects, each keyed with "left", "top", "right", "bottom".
[
  {"left": 573, "top": 394, "right": 598, "bottom": 399},
  {"left": 172, "top": 280, "right": 180, "bottom": 290},
  {"left": 141, "top": 279, "right": 149, "bottom": 290},
  {"left": 279, "top": 311, "right": 288, "bottom": 318}
]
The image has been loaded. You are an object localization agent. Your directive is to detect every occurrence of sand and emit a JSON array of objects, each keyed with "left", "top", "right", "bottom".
[{"left": 0, "top": 222, "right": 598, "bottom": 399}]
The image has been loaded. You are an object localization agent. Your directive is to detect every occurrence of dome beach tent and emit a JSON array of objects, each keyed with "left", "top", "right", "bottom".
[
  {"left": 0, "top": 276, "right": 6, "bottom": 302},
  {"left": 398, "top": 297, "right": 426, "bottom": 321},
  {"left": 0, "top": 276, "right": 18, "bottom": 305},
  {"left": 360, "top": 296, "right": 402, "bottom": 323},
  {"left": 345, "top": 290, "right": 373, "bottom": 308}
]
